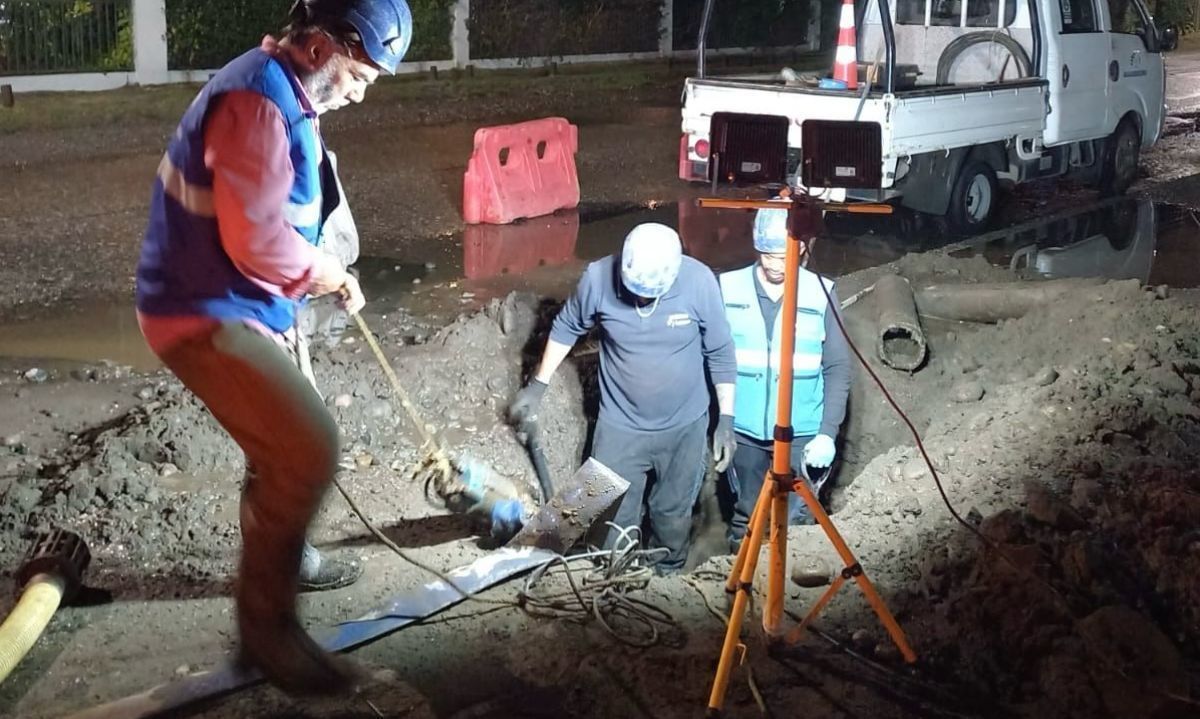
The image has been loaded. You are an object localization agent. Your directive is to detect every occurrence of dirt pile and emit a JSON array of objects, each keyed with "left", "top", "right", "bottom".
[
  {"left": 789, "top": 275, "right": 1200, "bottom": 718},
  {"left": 3, "top": 257, "right": 1199, "bottom": 718},
  {"left": 0, "top": 292, "right": 589, "bottom": 589}
]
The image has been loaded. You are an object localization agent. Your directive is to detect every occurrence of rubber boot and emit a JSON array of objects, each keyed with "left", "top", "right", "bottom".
[
  {"left": 299, "top": 541, "right": 363, "bottom": 592},
  {"left": 236, "top": 494, "right": 357, "bottom": 696}
]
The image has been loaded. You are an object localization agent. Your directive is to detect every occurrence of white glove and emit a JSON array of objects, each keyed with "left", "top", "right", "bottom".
[{"left": 803, "top": 434, "right": 836, "bottom": 469}]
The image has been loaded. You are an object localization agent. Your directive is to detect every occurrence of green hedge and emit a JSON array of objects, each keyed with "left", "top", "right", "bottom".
[
  {"left": 672, "top": 0, "right": 816, "bottom": 51},
  {"left": 166, "top": 0, "right": 454, "bottom": 71},
  {"left": 0, "top": 0, "right": 132, "bottom": 76},
  {"left": 468, "top": 0, "right": 663, "bottom": 59}
]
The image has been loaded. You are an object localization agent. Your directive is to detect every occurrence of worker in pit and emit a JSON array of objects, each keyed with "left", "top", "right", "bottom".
[
  {"left": 720, "top": 207, "right": 852, "bottom": 552},
  {"left": 133, "top": 0, "right": 413, "bottom": 695},
  {"left": 509, "top": 223, "right": 739, "bottom": 574}
]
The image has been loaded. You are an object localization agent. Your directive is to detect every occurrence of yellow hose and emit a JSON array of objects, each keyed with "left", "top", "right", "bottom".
[{"left": 0, "top": 573, "right": 66, "bottom": 683}]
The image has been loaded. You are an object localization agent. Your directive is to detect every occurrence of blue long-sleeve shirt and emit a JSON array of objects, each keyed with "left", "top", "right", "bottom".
[{"left": 550, "top": 255, "right": 737, "bottom": 432}]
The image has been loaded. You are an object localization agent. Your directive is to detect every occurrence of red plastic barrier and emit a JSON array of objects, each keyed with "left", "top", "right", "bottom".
[
  {"left": 463, "top": 212, "right": 579, "bottom": 281},
  {"left": 463, "top": 117, "right": 580, "bottom": 225}
]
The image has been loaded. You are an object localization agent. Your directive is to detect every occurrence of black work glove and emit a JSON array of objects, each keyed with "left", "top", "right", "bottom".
[
  {"left": 508, "top": 379, "right": 549, "bottom": 429},
  {"left": 713, "top": 414, "right": 736, "bottom": 473}
]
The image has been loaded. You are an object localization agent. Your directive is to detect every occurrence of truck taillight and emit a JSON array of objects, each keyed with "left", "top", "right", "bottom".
[{"left": 694, "top": 139, "right": 710, "bottom": 159}]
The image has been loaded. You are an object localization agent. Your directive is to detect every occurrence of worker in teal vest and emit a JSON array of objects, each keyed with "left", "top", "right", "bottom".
[{"left": 719, "top": 207, "right": 852, "bottom": 551}]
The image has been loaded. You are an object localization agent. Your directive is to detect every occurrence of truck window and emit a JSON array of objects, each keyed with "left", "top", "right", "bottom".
[
  {"left": 895, "top": 0, "right": 1017, "bottom": 27},
  {"left": 1107, "top": 0, "right": 1148, "bottom": 37},
  {"left": 1059, "top": 0, "right": 1100, "bottom": 32}
]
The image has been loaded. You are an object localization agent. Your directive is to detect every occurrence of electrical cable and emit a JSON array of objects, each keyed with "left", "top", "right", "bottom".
[{"left": 336, "top": 472, "right": 679, "bottom": 646}]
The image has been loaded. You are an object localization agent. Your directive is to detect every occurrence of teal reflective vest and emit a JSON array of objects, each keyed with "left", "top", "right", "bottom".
[{"left": 719, "top": 265, "right": 832, "bottom": 440}]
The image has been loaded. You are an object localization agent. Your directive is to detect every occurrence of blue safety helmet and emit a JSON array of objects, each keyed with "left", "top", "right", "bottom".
[
  {"left": 295, "top": 0, "right": 413, "bottom": 74},
  {"left": 620, "top": 223, "right": 682, "bottom": 299},
  {"left": 752, "top": 207, "right": 790, "bottom": 254}
]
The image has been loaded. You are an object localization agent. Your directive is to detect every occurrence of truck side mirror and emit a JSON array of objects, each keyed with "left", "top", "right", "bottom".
[{"left": 1161, "top": 25, "right": 1179, "bottom": 52}]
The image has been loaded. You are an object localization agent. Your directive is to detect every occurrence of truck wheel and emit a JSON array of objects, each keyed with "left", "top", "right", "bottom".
[
  {"left": 1099, "top": 120, "right": 1140, "bottom": 197},
  {"left": 948, "top": 160, "right": 998, "bottom": 233}
]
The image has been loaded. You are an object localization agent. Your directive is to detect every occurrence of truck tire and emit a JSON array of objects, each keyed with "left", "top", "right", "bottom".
[
  {"left": 1099, "top": 120, "right": 1140, "bottom": 197},
  {"left": 947, "top": 160, "right": 998, "bottom": 233}
]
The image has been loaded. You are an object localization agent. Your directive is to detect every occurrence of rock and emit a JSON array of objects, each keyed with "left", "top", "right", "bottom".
[
  {"left": 412, "top": 278, "right": 422, "bottom": 285},
  {"left": 1153, "top": 284, "right": 1170, "bottom": 300},
  {"left": 159, "top": 463, "right": 180, "bottom": 478},
  {"left": 366, "top": 400, "right": 394, "bottom": 420},
  {"left": 1078, "top": 605, "right": 1187, "bottom": 719},
  {"left": 902, "top": 458, "right": 928, "bottom": 482},
  {"left": 487, "top": 375, "right": 507, "bottom": 392},
  {"left": 957, "top": 355, "right": 981, "bottom": 374},
  {"left": 22, "top": 368, "right": 48, "bottom": 383},
  {"left": 3, "top": 433, "right": 21, "bottom": 448},
  {"left": 1150, "top": 367, "right": 1190, "bottom": 396},
  {"left": 952, "top": 381, "right": 985, "bottom": 403},
  {"left": 897, "top": 496, "right": 922, "bottom": 517},
  {"left": 1034, "top": 366, "right": 1059, "bottom": 387},
  {"left": 333, "top": 394, "right": 353, "bottom": 409},
  {"left": 979, "top": 509, "right": 1024, "bottom": 543},
  {"left": 136, "top": 386, "right": 156, "bottom": 401},
  {"left": 873, "top": 642, "right": 901, "bottom": 663},
  {"left": 1037, "top": 648, "right": 1105, "bottom": 719},
  {"left": 1024, "top": 481, "right": 1086, "bottom": 530},
  {"left": 355, "top": 453, "right": 375, "bottom": 469},
  {"left": 1060, "top": 540, "right": 1095, "bottom": 586},
  {"left": 968, "top": 413, "right": 992, "bottom": 431},
  {"left": 9, "top": 481, "right": 42, "bottom": 514},
  {"left": 174, "top": 664, "right": 191, "bottom": 677},
  {"left": 70, "top": 368, "right": 97, "bottom": 382},
  {"left": 1069, "top": 478, "right": 1102, "bottom": 512},
  {"left": 96, "top": 475, "right": 124, "bottom": 502},
  {"left": 851, "top": 629, "right": 873, "bottom": 650},
  {"left": 424, "top": 262, "right": 437, "bottom": 271},
  {"left": 790, "top": 555, "right": 832, "bottom": 588}
]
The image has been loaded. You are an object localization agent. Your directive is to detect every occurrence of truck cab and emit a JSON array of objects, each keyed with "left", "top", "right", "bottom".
[{"left": 680, "top": 0, "right": 1178, "bottom": 231}]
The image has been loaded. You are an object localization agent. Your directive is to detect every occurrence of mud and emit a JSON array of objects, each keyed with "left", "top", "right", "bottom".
[{"left": 3, "top": 249, "right": 1200, "bottom": 718}]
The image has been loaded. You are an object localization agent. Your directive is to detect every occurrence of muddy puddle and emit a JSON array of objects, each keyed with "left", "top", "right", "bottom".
[
  {"left": 941, "top": 197, "right": 1200, "bottom": 287},
  {"left": 2, "top": 197, "right": 1197, "bottom": 368}
]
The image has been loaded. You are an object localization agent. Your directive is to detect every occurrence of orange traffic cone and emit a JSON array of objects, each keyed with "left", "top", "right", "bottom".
[{"left": 832, "top": 0, "right": 858, "bottom": 89}]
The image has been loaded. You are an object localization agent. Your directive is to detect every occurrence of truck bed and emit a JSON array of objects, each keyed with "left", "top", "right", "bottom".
[{"left": 682, "top": 77, "right": 1048, "bottom": 188}]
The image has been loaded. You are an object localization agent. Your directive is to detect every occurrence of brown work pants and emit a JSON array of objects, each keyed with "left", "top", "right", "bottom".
[{"left": 155, "top": 321, "right": 337, "bottom": 659}]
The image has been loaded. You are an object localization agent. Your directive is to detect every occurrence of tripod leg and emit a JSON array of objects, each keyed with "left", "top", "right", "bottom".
[
  {"left": 724, "top": 479, "right": 763, "bottom": 594},
  {"left": 764, "top": 487, "right": 790, "bottom": 637},
  {"left": 793, "top": 481, "right": 918, "bottom": 663},
  {"left": 785, "top": 574, "right": 846, "bottom": 644},
  {"left": 707, "top": 479, "right": 773, "bottom": 714}
]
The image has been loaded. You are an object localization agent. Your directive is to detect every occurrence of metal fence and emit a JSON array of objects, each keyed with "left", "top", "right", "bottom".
[{"left": 0, "top": 0, "right": 133, "bottom": 75}]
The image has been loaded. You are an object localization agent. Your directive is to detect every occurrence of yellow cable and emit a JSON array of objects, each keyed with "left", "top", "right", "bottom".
[{"left": 0, "top": 574, "right": 66, "bottom": 684}]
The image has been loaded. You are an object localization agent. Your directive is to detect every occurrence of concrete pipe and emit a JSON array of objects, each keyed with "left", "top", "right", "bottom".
[
  {"left": 874, "top": 274, "right": 928, "bottom": 372},
  {"left": 914, "top": 277, "right": 1106, "bottom": 323}
]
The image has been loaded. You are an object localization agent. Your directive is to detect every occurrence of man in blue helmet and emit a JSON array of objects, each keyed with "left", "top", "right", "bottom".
[
  {"left": 509, "top": 223, "right": 738, "bottom": 574},
  {"left": 134, "top": 0, "right": 412, "bottom": 695},
  {"left": 720, "top": 207, "right": 852, "bottom": 552}
]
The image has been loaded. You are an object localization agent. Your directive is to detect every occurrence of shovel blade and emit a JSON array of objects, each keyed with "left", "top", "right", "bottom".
[{"left": 508, "top": 458, "right": 630, "bottom": 554}]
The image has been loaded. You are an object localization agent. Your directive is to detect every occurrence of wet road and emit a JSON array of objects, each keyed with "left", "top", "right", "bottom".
[
  {"left": 2, "top": 195, "right": 1197, "bottom": 369},
  {"left": 1167, "top": 46, "right": 1200, "bottom": 111}
]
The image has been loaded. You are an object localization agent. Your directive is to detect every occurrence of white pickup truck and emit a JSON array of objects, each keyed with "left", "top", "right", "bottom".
[{"left": 679, "top": 0, "right": 1180, "bottom": 231}]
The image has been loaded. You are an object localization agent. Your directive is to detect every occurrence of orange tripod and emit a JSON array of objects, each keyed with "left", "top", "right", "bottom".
[{"left": 698, "top": 196, "right": 917, "bottom": 715}]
